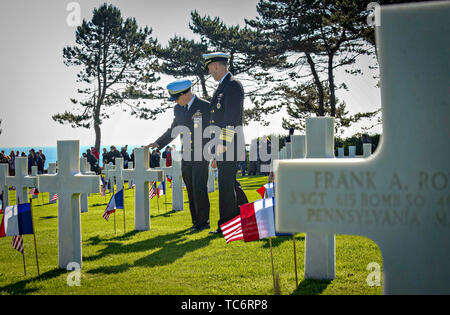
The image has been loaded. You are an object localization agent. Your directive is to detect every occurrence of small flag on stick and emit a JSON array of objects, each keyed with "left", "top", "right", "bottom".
[
  {"left": 11, "top": 235, "right": 24, "bottom": 253},
  {"left": 149, "top": 182, "right": 157, "bottom": 199},
  {"left": 220, "top": 215, "right": 244, "bottom": 244},
  {"left": 103, "top": 189, "right": 124, "bottom": 221},
  {"left": 49, "top": 193, "right": 58, "bottom": 203}
]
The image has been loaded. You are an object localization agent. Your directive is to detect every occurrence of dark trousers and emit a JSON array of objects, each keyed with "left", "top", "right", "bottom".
[
  {"left": 217, "top": 161, "right": 249, "bottom": 229},
  {"left": 182, "top": 161, "right": 210, "bottom": 227}
]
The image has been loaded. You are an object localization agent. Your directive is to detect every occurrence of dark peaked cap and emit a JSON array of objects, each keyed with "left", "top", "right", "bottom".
[{"left": 203, "top": 52, "right": 230, "bottom": 69}]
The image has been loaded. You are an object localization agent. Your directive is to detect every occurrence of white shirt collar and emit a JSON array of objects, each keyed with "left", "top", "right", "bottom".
[
  {"left": 187, "top": 94, "right": 196, "bottom": 110},
  {"left": 219, "top": 72, "right": 231, "bottom": 84}
]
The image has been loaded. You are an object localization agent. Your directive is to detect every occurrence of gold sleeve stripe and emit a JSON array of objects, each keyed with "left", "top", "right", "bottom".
[
  {"left": 219, "top": 134, "right": 234, "bottom": 142},
  {"left": 220, "top": 128, "right": 235, "bottom": 143}
]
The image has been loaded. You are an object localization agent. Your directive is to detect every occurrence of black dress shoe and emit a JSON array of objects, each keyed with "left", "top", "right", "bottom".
[
  {"left": 194, "top": 224, "right": 210, "bottom": 231},
  {"left": 209, "top": 228, "right": 222, "bottom": 235}
]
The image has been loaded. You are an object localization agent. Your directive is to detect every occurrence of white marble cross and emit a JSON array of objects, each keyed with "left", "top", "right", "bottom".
[
  {"left": 363, "top": 143, "right": 372, "bottom": 158},
  {"left": 38, "top": 140, "right": 100, "bottom": 269},
  {"left": 102, "top": 162, "right": 114, "bottom": 192},
  {"left": 79, "top": 157, "right": 94, "bottom": 213},
  {"left": 0, "top": 164, "right": 9, "bottom": 209},
  {"left": 5, "top": 157, "right": 38, "bottom": 204},
  {"left": 31, "top": 166, "right": 38, "bottom": 177},
  {"left": 208, "top": 160, "right": 216, "bottom": 193},
  {"left": 159, "top": 151, "right": 184, "bottom": 211},
  {"left": 47, "top": 163, "right": 57, "bottom": 203},
  {"left": 122, "top": 147, "right": 163, "bottom": 230},
  {"left": 286, "top": 143, "right": 292, "bottom": 160},
  {"left": 275, "top": 2, "right": 450, "bottom": 294},
  {"left": 291, "top": 135, "right": 306, "bottom": 159},
  {"left": 348, "top": 146, "right": 356, "bottom": 158},
  {"left": 108, "top": 158, "right": 125, "bottom": 192}
]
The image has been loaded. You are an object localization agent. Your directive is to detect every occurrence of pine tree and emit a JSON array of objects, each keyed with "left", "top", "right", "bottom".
[
  {"left": 54, "top": 4, "right": 162, "bottom": 150},
  {"left": 156, "top": 36, "right": 210, "bottom": 98},
  {"left": 243, "top": 0, "right": 381, "bottom": 132}
]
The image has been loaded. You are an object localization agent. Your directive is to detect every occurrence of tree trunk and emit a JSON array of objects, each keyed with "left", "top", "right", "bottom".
[
  {"left": 94, "top": 122, "right": 101, "bottom": 152},
  {"left": 306, "top": 53, "right": 325, "bottom": 116},
  {"left": 200, "top": 75, "right": 209, "bottom": 99},
  {"left": 328, "top": 53, "right": 336, "bottom": 117}
]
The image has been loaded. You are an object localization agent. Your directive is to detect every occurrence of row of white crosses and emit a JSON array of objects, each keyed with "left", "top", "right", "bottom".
[
  {"left": 0, "top": 141, "right": 99, "bottom": 269},
  {"left": 275, "top": 1, "right": 449, "bottom": 294},
  {"left": 337, "top": 144, "right": 372, "bottom": 158},
  {"left": 1, "top": 143, "right": 166, "bottom": 269},
  {"left": 0, "top": 142, "right": 206, "bottom": 270}
]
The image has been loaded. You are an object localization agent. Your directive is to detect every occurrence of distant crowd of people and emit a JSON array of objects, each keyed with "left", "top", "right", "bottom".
[
  {"left": 82, "top": 144, "right": 176, "bottom": 174},
  {"left": 0, "top": 145, "right": 178, "bottom": 177},
  {"left": 0, "top": 149, "right": 47, "bottom": 176}
]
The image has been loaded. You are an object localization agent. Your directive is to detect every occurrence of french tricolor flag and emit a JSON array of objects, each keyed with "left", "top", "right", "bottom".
[
  {"left": 157, "top": 181, "right": 166, "bottom": 197},
  {"left": 102, "top": 189, "right": 124, "bottom": 221},
  {"left": 0, "top": 203, "right": 34, "bottom": 237},
  {"left": 256, "top": 182, "right": 275, "bottom": 199},
  {"left": 240, "top": 198, "right": 276, "bottom": 242}
]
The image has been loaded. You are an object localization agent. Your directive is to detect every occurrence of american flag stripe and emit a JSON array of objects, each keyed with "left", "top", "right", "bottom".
[
  {"left": 102, "top": 209, "right": 115, "bottom": 221},
  {"left": 149, "top": 182, "right": 157, "bottom": 199},
  {"left": 11, "top": 235, "right": 24, "bottom": 253},
  {"left": 220, "top": 215, "right": 244, "bottom": 243},
  {"left": 50, "top": 193, "right": 58, "bottom": 202},
  {"left": 224, "top": 228, "right": 244, "bottom": 244}
]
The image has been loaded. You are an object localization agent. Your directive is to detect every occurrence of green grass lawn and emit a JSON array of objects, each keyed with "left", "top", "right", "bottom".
[{"left": 0, "top": 175, "right": 383, "bottom": 295}]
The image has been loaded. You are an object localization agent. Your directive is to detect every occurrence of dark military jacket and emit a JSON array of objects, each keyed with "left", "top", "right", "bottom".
[
  {"left": 209, "top": 73, "right": 245, "bottom": 161},
  {"left": 156, "top": 96, "right": 210, "bottom": 163}
]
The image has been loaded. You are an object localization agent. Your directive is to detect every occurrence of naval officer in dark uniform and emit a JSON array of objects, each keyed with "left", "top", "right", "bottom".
[
  {"left": 147, "top": 79, "right": 211, "bottom": 231},
  {"left": 203, "top": 52, "right": 249, "bottom": 234}
]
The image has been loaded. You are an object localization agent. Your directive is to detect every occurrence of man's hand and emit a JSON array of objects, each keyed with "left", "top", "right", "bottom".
[
  {"left": 144, "top": 142, "right": 159, "bottom": 149},
  {"left": 217, "top": 144, "right": 227, "bottom": 155}
]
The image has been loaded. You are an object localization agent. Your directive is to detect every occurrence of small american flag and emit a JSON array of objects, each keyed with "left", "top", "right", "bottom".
[
  {"left": 220, "top": 215, "right": 244, "bottom": 244},
  {"left": 102, "top": 208, "right": 115, "bottom": 221},
  {"left": 50, "top": 193, "right": 58, "bottom": 202},
  {"left": 149, "top": 182, "right": 157, "bottom": 199},
  {"left": 101, "top": 185, "right": 106, "bottom": 197},
  {"left": 11, "top": 235, "right": 24, "bottom": 253}
]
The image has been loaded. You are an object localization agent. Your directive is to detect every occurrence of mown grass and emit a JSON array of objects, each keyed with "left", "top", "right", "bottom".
[{"left": 0, "top": 175, "right": 383, "bottom": 295}]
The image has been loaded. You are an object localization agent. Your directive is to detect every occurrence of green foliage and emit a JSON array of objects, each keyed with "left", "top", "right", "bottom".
[
  {"left": 190, "top": 11, "right": 280, "bottom": 76},
  {"left": 244, "top": 0, "right": 380, "bottom": 132},
  {"left": 55, "top": 3, "right": 163, "bottom": 149},
  {"left": 155, "top": 36, "right": 210, "bottom": 99}
]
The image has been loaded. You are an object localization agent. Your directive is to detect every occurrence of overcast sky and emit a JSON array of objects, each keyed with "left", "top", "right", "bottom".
[{"left": 0, "top": 0, "right": 381, "bottom": 148}]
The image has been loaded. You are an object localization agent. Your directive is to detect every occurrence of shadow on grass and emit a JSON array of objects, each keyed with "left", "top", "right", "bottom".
[
  {"left": 40, "top": 215, "right": 57, "bottom": 220},
  {"left": 0, "top": 268, "right": 66, "bottom": 295},
  {"left": 261, "top": 234, "right": 305, "bottom": 249},
  {"left": 92, "top": 203, "right": 108, "bottom": 207},
  {"left": 150, "top": 210, "right": 177, "bottom": 219},
  {"left": 85, "top": 229, "right": 216, "bottom": 275},
  {"left": 292, "top": 279, "right": 332, "bottom": 295}
]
